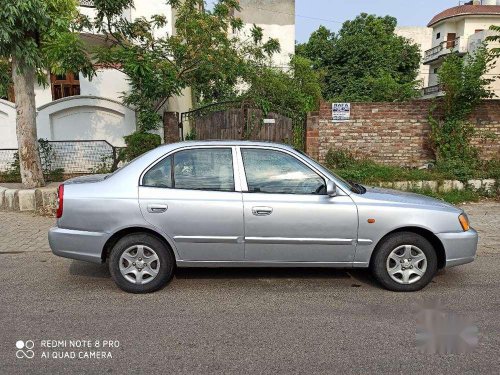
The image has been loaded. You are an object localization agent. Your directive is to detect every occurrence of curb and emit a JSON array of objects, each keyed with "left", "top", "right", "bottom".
[
  {"left": 375, "top": 179, "right": 497, "bottom": 193},
  {"left": 0, "top": 185, "right": 58, "bottom": 216}
]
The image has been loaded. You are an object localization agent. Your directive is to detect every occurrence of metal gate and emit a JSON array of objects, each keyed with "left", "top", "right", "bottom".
[{"left": 180, "top": 100, "right": 306, "bottom": 150}]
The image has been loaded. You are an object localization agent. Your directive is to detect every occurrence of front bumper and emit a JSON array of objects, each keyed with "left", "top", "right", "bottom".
[
  {"left": 48, "top": 227, "right": 108, "bottom": 264},
  {"left": 437, "top": 228, "right": 478, "bottom": 268}
]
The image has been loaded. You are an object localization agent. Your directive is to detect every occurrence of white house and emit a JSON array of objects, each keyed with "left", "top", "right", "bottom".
[
  {"left": 421, "top": 0, "right": 500, "bottom": 98},
  {"left": 0, "top": 0, "right": 296, "bottom": 149},
  {"left": 395, "top": 26, "right": 433, "bottom": 89},
  {"left": 235, "top": 0, "right": 295, "bottom": 69}
]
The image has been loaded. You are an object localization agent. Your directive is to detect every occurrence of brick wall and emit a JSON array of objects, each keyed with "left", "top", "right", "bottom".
[{"left": 306, "top": 100, "right": 500, "bottom": 167}]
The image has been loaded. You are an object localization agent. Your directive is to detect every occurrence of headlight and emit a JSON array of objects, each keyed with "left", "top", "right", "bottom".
[{"left": 458, "top": 213, "right": 470, "bottom": 231}]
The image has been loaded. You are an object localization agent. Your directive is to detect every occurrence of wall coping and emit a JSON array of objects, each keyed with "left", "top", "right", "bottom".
[
  {"left": 319, "top": 99, "right": 500, "bottom": 106},
  {"left": 0, "top": 99, "right": 15, "bottom": 108},
  {"left": 37, "top": 95, "right": 134, "bottom": 111}
]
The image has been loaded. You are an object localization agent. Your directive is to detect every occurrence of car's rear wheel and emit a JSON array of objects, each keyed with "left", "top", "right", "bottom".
[
  {"left": 371, "top": 232, "right": 437, "bottom": 292},
  {"left": 109, "top": 233, "right": 174, "bottom": 293}
]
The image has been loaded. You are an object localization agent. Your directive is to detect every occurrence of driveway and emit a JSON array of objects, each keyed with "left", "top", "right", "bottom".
[{"left": 0, "top": 203, "right": 499, "bottom": 374}]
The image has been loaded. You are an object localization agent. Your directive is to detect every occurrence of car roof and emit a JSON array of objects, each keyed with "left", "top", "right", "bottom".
[{"left": 158, "top": 140, "right": 296, "bottom": 150}]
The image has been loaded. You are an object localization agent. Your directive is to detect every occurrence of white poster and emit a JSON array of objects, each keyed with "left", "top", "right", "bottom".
[{"left": 332, "top": 103, "right": 351, "bottom": 121}]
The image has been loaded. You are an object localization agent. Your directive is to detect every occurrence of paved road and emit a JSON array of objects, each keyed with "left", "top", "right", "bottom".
[{"left": 0, "top": 203, "right": 499, "bottom": 374}]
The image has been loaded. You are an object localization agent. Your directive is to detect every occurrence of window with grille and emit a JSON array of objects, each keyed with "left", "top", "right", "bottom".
[{"left": 50, "top": 72, "right": 80, "bottom": 101}]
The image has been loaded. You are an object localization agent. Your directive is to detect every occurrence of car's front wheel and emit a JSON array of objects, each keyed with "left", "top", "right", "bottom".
[
  {"left": 371, "top": 232, "right": 438, "bottom": 292},
  {"left": 109, "top": 233, "right": 175, "bottom": 293}
]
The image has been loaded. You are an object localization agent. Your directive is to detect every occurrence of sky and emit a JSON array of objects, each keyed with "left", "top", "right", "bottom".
[
  {"left": 294, "top": 0, "right": 459, "bottom": 42},
  {"left": 207, "top": 0, "right": 461, "bottom": 42}
]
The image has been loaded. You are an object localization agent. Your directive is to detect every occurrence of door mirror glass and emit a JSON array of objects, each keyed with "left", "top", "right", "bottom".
[{"left": 326, "top": 180, "right": 337, "bottom": 197}]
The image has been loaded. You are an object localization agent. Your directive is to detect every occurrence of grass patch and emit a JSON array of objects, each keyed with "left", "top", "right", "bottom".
[
  {"left": 333, "top": 161, "right": 450, "bottom": 184},
  {"left": 408, "top": 188, "right": 485, "bottom": 204},
  {"left": 326, "top": 148, "right": 499, "bottom": 184}
]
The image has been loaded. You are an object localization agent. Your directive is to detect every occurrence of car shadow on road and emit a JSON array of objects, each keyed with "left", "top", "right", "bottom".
[
  {"left": 67, "top": 260, "right": 381, "bottom": 289},
  {"left": 175, "top": 267, "right": 352, "bottom": 280},
  {"left": 176, "top": 268, "right": 380, "bottom": 288},
  {"left": 69, "top": 260, "right": 109, "bottom": 279}
]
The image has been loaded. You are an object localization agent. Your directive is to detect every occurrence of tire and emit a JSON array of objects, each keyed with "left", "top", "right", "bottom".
[
  {"left": 109, "top": 233, "right": 175, "bottom": 293},
  {"left": 371, "top": 232, "right": 438, "bottom": 292}
]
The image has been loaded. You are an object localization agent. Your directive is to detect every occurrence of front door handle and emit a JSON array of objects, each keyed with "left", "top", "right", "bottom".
[
  {"left": 252, "top": 206, "right": 273, "bottom": 216},
  {"left": 147, "top": 204, "right": 168, "bottom": 213}
]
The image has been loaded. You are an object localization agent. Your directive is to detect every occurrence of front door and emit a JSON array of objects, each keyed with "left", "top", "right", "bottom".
[
  {"left": 139, "top": 147, "right": 244, "bottom": 261},
  {"left": 446, "top": 33, "right": 457, "bottom": 49},
  {"left": 239, "top": 148, "right": 358, "bottom": 263}
]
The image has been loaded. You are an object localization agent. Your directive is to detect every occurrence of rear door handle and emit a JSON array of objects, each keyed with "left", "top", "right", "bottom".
[
  {"left": 252, "top": 206, "right": 273, "bottom": 216},
  {"left": 147, "top": 204, "right": 168, "bottom": 213}
]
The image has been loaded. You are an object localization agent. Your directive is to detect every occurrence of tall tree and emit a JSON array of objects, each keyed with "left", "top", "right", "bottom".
[
  {"left": 87, "top": 0, "right": 279, "bottom": 132},
  {"left": 0, "top": 0, "right": 93, "bottom": 188},
  {"left": 297, "top": 14, "right": 421, "bottom": 102},
  {"left": 487, "top": 25, "right": 500, "bottom": 56}
]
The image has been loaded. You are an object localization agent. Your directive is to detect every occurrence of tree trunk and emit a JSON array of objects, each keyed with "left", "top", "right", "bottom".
[{"left": 12, "top": 56, "right": 45, "bottom": 188}]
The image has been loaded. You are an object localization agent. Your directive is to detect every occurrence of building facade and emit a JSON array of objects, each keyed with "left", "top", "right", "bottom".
[
  {"left": 235, "top": 0, "right": 295, "bottom": 69},
  {"left": 395, "top": 26, "right": 434, "bottom": 89},
  {"left": 0, "top": 0, "right": 295, "bottom": 149},
  {"left": 422, "top": 0, "right": 500, "bottom": 98}
]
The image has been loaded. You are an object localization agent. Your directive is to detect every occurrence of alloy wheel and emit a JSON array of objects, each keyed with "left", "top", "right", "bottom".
[
  {"left": 386, "top": 245, "right": 427, "bottom": 285},
  {"left": 119, "top": 245, "right": 161, "bottom": 285}
]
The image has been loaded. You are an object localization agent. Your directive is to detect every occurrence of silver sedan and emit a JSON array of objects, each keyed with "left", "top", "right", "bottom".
[{"left": 49, "top": 141, "right": 478, "bottom": 293}]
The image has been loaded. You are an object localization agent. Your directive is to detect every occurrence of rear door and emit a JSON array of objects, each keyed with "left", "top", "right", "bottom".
[
  {"left": 139, "top": 146, "right": 244, "bottom": 261},
  {"left": 239, "top": 147, "right": 358, "bottom": 263}
]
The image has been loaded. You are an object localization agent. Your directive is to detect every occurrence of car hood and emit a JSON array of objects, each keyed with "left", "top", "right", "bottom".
[
  {"left": 357, "top": 186, "right": 460, "bottom": 211},
  {"left": 64, "top": 174, "right": 110, "bottom": 184}
]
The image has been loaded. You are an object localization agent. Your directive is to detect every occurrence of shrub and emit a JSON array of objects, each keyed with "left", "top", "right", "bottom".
[
  {"left": 0, "top": 152, "right": 21, "bottom": 182},
  {"left": 122, "top": 132, "right": 162, "bottom": 161},
  {"left": 325, "top": 149, "right": 356, "bottom": 169},
  {"left": 409, "top": 188, "right": 483, "bottom": 204}
]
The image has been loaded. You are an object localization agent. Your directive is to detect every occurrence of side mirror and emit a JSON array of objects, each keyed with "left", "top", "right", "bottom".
[{"left": 326, "top": 180, "right": 337, "bottom": 197}]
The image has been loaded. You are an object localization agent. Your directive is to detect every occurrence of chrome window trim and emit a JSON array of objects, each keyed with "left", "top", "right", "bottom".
[{"left": 236, "top": 146, "right": 348, "bottom": 196}]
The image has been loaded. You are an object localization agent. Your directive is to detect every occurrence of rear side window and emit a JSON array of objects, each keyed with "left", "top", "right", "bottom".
[
  {"left": 143, "top": 148, "right": 235, "bottom": 192},
  {"left": 143, "top": 156, "right": 172, "bottom": 188},
  {"left": 174, "top": 148, "right": 234, "bottom": 191}
]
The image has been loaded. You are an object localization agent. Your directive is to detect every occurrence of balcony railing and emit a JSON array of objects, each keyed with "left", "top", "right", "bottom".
[
  {"left": 422, "top": 84, "right": 443, "bottom": 96},
  {"left": 79, "top": 0, "right": 95, "bottom": 7},
  {"left": 424, "top": 38, "right": 461, "bottom": 62}
]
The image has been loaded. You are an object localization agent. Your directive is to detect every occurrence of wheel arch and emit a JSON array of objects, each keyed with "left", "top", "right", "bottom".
[
  {"left": 370, "top": 226, "right": 446, "bottom": 269},
  {"left": 101, "top": 226, "right": 177, "bottom": 262}
]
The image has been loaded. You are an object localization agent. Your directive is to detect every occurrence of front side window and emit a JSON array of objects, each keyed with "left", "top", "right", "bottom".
[{"left": 241, "top": 149, "right": 326, "bottom": 195}]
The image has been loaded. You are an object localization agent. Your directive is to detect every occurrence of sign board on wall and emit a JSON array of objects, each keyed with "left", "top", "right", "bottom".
[{"left": 332, "top": 103, "right": 351, "bottom": 121}]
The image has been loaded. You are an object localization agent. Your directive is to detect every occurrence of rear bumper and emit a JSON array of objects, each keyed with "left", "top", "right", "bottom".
[
  {"left": 48, "top": 227, "right": 108, "bottom": 264},
  {"left": 437, "top": 228, "right": 478, "bottom": 268}
]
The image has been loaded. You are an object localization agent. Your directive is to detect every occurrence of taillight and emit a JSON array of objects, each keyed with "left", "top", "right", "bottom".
[{"left": 56, "top": 184, "right": 64, "bottom": 218}]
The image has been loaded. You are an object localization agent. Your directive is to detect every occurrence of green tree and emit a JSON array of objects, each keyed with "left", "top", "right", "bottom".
[
  {"left": 297, "top": 14, "right": 421, "bottom": 102},
  {"left": 487, "top": 25, "right": 500, "bottom": 56},
  {"left": 429, "top": 46, "right": 494, "bottom": 181},
  {"left": 0, "top": 0, "right": 94, "bottom": 188},
  {"left": 0, "top": 58, "right": 11, "bottom": 100},
  {"left": 87, "top": 0, "right": 279, "bottom": 132},
  {"left": 244, "top": 55, "right": 321, "bottom": 115}
]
